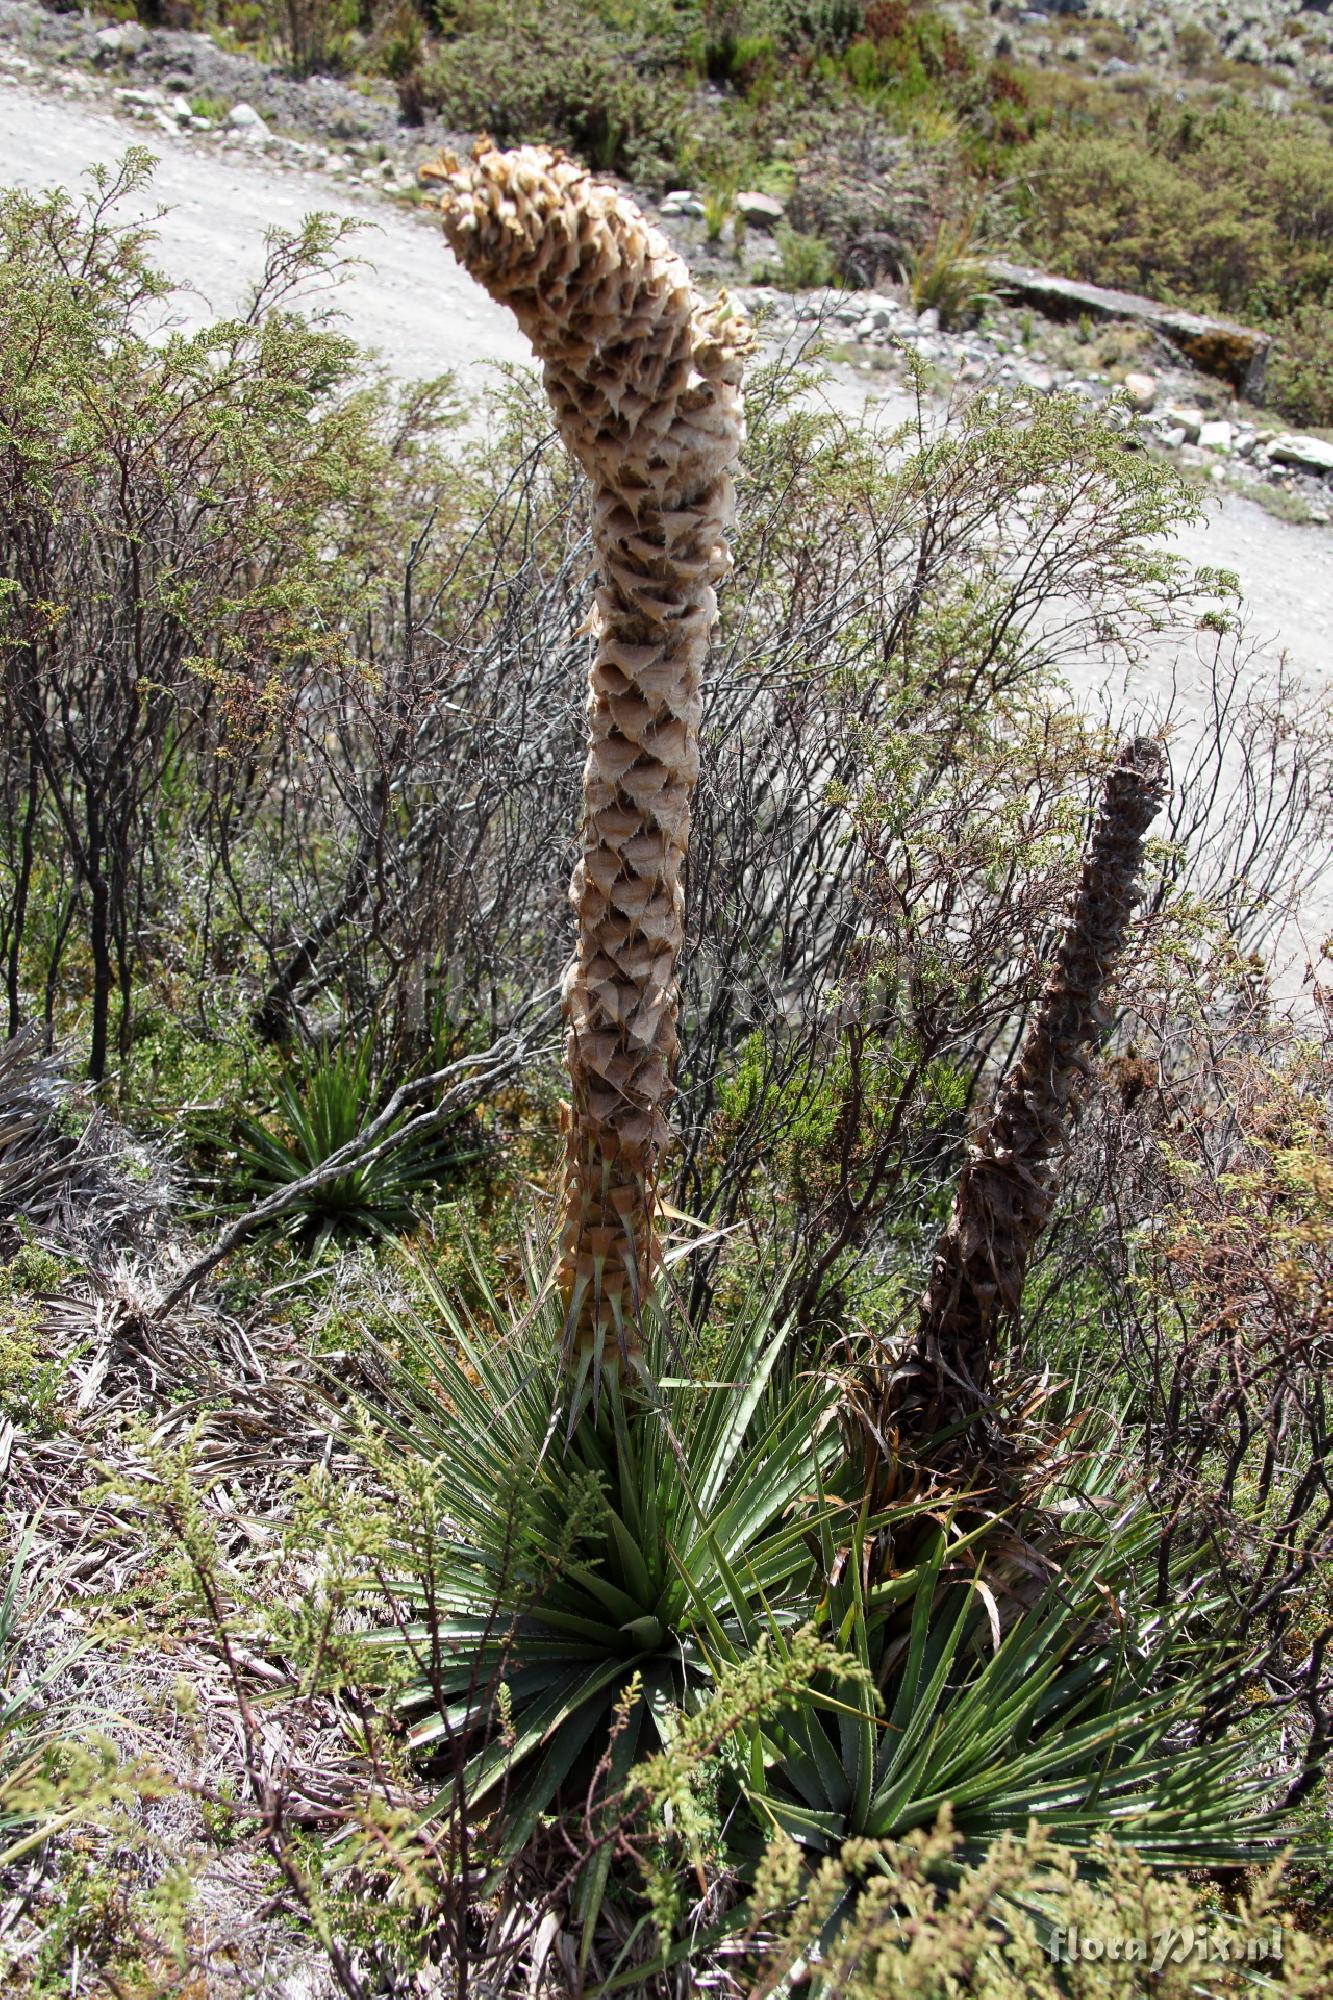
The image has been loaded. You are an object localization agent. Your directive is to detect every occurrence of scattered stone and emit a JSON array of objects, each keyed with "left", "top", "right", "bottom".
[
  {"left": 734, "top": 190, "right": 785, "bottom": 228},
  {"left": 1269, "top": 433, "right": 1333, "bottom": 477},
  {"left": 1198, "top": 419, "right": 1233, "bottom": 453},
  {"left": 660, "top": 189, "right": 704, "bottom": 218},
  {"left": 1123, "top": 371, "right": 1156, "bottom": 411},
  {"left": 1159, "top": 427, "right": 1188, "bottom": 449}
]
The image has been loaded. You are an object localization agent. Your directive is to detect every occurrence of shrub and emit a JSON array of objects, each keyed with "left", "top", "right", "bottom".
[
  {"left": 769, "top": 219, "right": 838, "bottom": 288},
  {"left": 415, "top": 7, "right": 689, "bottom": 182},
  {"left": 748, "top": 1816, "right": 1333, "bottom": 1997},
  {"left": 0, "top": 157, "right": 431, "bottom": 1082},
  {"left": 1268, "top": 293, "right": 1333, "bottom": 427},
  {"left": 1022, "top": 103, "right": 1333, "bottom": 421},
  {"left": 786, "top": 111, "right": 949, "bottom": 284}
]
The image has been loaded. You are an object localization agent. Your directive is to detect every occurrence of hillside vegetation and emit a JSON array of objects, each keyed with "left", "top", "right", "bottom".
[{"left": 62, "top": 0, "right": 1333, "bottom": 425}]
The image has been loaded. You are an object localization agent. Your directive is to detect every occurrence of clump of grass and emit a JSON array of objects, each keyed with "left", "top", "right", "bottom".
[{"left": 907, "top": 210, "right": 993, "bottom": 327}]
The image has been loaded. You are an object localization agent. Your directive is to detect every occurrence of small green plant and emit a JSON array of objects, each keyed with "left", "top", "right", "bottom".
[
  {"left": 770, "top": 222, "right": 837, "bottom": 291},
  {"left": 703, "top": 183, "right": 735, "bottom": 246},
  {"left": 186, "top": 91, "right": 232, "bottom": 123},
  {"left": 225, "top": 1035, "right": 476, "bottom": 1249}
]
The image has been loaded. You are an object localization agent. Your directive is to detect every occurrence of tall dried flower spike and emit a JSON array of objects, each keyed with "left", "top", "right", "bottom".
[
  {"left": 425, "top": 141, "right": 752, "bottom": 1374},
  {"left": 883, "top": 736, "right": 1168, "bottom": 1467}
]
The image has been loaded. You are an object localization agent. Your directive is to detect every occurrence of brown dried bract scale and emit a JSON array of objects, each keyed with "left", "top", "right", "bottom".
[{"left": 424, "top": 141, "right": 752, "bottom": 1373}]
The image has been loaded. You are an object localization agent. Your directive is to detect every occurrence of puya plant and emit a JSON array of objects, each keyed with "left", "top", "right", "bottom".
[
  {"left": 424, "top": 139, "right": 752, "bottom": 1380},
  {"left": 861, "top": 736, "right": 1169, "bottom": 1496}
]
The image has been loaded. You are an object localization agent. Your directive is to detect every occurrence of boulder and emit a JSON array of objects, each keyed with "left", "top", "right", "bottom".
[
  {"left": 94, "top": 22, "right": 149, "bottom": 61},
  {"left": 734, "top": 190, "right": 785, "bottom": 228},
  {"left": 1165, "top": 405, "right": 1203, "bottom": 443},
  {"left": 227, "top": 102, "right": 270, "bottom": 139},
  {"left": 986, "top": 260, "right": 1271, "bottom": 397},
  {"left": 1122, "top": 371, "right": 1156, "bottom": 411},
  {"left": 1269, "top": 434, "right": 1333, "bottom": 477}
]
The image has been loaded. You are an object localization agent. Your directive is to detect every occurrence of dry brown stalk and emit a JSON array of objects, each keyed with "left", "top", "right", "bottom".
[
  {"left": 426, "top": 141, "right": 751, "bottom": 1370},
  {"left": 878, "top": 736, "right": 1168, "bottom": 1473}
]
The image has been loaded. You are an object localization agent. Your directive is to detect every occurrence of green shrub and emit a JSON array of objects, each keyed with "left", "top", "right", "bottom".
[
  {"left": 1267, "top": 293, "right": 1333, "bottom": 428},
  {"left": 416, "top": 6, "right": 689, "bottom": 182},
  {"left": 1022, "top": 103, "right": 1333, "bottom": 422},
  {"left": 768, "top": 220, "right": 838, "bottom": 288},
  {"left": 748, "top": 1816, "right": 1333, "bottom": 1997}
]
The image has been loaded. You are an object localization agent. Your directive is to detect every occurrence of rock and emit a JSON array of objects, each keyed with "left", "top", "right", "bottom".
[
  {"left": 1165, "top": 405, "right": 1203, "bottom": 443},
  {"left": 734, "top": 190, "right": 785, "bottom": 228},
  {"left": 1122, "top": 371, "right": 1156, "bottom": 411},
  {"left": 226, "top": 103, "right": 270, "bottom": 138},
  {"left": 114, "top": 87, "right": 167, "bottom": 111},
  {"left": 660, "top": 190, "right": 704, "bottom": 218},
  {"left": 1269, "top": 434, "right": 1333, "bottom": 477},
  {"left": 917, "top": 307, "right": 940, "bottom": 333},
  {"left": 1198, "top": 419, "right": 1233, "bottom": 453},
  {"left": 986, "top": 260, "right": 1271, "bottom": 396},
  {"left": 94, "top": 22, "right": 149, "bottom": 61},
  {"left": 1159, "top": 426, "right": 1188, "bottom": 450}
]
